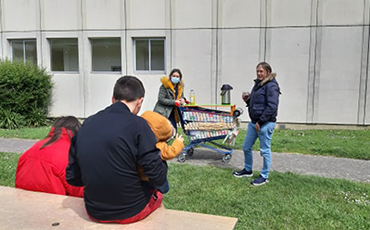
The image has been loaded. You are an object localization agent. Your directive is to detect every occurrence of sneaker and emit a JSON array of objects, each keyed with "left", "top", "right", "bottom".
[
  {"left": 251, "top": 175, "right": 269, "bottom": 186},
  {"left": 233, "top": 169, "right": 253, "bottom": 178}
]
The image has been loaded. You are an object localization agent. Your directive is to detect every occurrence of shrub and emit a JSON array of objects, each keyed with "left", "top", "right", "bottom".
[
  {"left": 0, "top": 108, "right": 25, "bottom": 129},
  {"left": 0, "top": 59, "right": 52, "bottom": 128}
]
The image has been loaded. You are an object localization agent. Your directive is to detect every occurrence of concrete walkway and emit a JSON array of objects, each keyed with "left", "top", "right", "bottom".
[{"left": 1, "top": 137, "right": 369, "bottom": 183}]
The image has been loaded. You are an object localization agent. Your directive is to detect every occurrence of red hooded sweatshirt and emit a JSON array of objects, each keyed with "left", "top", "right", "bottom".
[{"left": 15, "top": 127, "right": 83, "bottom": 197}]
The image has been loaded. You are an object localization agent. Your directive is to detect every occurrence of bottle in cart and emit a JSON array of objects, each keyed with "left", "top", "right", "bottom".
[{"left": 190, "top": 90, "right": 196, "bottom": 105}]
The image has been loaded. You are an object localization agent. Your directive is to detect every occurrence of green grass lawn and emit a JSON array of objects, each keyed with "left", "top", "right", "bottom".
[
  {"left": 180, "top": 128, "right": 370, "bottom": 160},
  {"left": 2, "top": 126, "right": 370, "bottom": 160},
  {"left": 0, "top": 126, "right": 50, "bottom": 139},
  {"left": 1, "top": 152, "right": 369, "bottom": 230}
]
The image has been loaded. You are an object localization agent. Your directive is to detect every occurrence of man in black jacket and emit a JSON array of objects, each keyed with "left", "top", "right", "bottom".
[{"left": 66, "top": 76, "right": 167, "bottom": 224}]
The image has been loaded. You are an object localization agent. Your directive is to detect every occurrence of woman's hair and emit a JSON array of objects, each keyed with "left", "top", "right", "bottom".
[
  {"left": 40, "top": 116, "right": 81, "bottom": 149},
  {"left": 256, "top": 62, "right": 272, "bottom": 74},
  {"left": 169, "top": 68, "right": 182, "bottom": 80}
]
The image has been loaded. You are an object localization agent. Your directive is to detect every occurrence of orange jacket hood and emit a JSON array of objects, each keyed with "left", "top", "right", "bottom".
[{"left": 141, "top": 111, "right": 174, "bottom": 142}]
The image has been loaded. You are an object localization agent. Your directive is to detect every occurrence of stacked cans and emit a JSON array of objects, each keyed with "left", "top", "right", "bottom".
[{"left": 183, "top": 110, "right": 235, "bottom": 141}]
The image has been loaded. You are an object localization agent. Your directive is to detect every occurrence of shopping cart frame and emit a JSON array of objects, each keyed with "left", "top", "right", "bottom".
[{"left": 177, "top": 105, "right": 236, "bottom": 163}]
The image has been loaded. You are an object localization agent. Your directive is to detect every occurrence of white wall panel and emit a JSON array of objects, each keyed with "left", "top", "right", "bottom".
[
  {"left": 138, "top": 75, "right": 165, "bottom": 114},
  {"left": 128, "top": 0, "right": 166, "bottom": 29},
  {"left": 86, "top": 74, "right": 121, "bottom": 116},
  {"left": 268, "top": 28, "right": 311, "bottom": 123},
  {"left": 270, "top": 0, "right": 311, "bottom": 27},
  {"left": 49, "top": 75, "right": 83, "bottom": 117},
  {"left": 173, "top": 0, "right": 213, "bottom": 28},
  {"left": 85, "top": 74, "right": 165, "bottom": 117},
  {"left": 172, "top": 30, "right": 213, "bottom": 104},
  {"left": 42, "top": 0, "right": 80, "bottom": 30},
  {"left": 2, "top": 0, "right": 39, "bottom": 31},
  {"left": 220, "top": 0, "right": 260, "bottom": 28},
  {"left": 366, "top": 73, "right": 370, "bottom": 124},
  {"left": 316, "top": 27, "right": 363, "bottom": 124},
  {"left": 219, "top": 29, "right": 260, "bottom": 122},
  {"left": 85, "top": 0, "right": 122, "bottom": 30},
  {"left": 319, "top": 0, "right": 364, "bottom": 25}
]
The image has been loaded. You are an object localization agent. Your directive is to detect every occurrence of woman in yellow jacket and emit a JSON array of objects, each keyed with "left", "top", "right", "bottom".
[{"left": 153, "top": 68, "right": 186, "bottom": 130}]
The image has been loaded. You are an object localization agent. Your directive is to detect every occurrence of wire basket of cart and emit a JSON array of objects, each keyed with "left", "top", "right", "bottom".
[{"left": 177, "top": 105, "right": 239, "bottom": 163}]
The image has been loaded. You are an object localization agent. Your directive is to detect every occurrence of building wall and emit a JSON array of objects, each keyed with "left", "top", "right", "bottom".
[{"left": 0, "top": 0, "right": 369, "bottom": 125}]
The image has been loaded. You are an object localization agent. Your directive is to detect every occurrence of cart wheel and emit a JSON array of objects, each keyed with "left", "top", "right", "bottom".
[
  {"left": 186, "top": 147, "right": 194, "bottom": 157},
  {"left": 178, "top": 153, "right": 187, "bottom": 163},
  {"left": 222, "top": 154, "right": 232, "bottom": 163}
]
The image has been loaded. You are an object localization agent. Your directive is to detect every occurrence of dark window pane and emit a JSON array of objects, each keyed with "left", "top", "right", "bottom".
[
  {"left": 11, "top": 40, "right": 37, "bottom": 65},
  {"left": 91, "top": 38, "right": 121, "bottom": 72},
  {"left": 25, "top": 41, "right": 37, "bottom": 66},
  {"left": 12, "top": 41, "right": 25, "bottom": 63},
  {"left": 135, "top": 40, "right": 149, "bottom": 71},
  {"left": 151, "top": 40, "right": 164, "bottom": 71},
  {"left": 50, "top": 39, "right": 78, "bottom": 71}
]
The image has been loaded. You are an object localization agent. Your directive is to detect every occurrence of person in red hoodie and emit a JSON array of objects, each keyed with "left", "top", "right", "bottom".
[{"left": 15, "top": 116, "right": 83, "bottom": 197}]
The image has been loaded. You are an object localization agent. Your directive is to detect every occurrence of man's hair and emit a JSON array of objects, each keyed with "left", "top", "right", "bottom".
[
  {"left": 41, "top": 116, "right": 81, "bottom": 149},
  {"left": 113, "top": 75, "right": 145, "bottom": 102}
]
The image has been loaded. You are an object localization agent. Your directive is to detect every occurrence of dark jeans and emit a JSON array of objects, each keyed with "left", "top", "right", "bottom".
[
  {"left": 143, "top": 178, "right": 170, "bottom": 194},
  {"left": 155, "top": 178, "right": 170, "bottom": 194},
  {"left": 169, "top": 109, "right": 177, "bottom": 130}
]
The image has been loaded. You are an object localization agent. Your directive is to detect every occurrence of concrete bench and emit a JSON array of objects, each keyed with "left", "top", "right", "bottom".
[{"left": 0, "top": 186, "right": 237, "bottom": 230}]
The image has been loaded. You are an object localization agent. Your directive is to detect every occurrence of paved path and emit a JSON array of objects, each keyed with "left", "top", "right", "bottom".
[{"left": 1, "top": 137, "right": 369, "bottom": 183}]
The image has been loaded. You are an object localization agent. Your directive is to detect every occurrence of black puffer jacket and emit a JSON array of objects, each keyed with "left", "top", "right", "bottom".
[{"left": 246, "top": 73, "right": 280, "bottom": 126}]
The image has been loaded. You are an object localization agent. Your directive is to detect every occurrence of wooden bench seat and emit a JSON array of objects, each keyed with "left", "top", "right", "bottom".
[{"left": 0, "top": 186, "right": 237, "bottom": 230}]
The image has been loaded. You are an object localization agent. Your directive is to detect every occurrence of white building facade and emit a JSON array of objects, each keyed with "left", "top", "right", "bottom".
[{"left": 1, "top": 0, "right": 369, "bottom": 125}]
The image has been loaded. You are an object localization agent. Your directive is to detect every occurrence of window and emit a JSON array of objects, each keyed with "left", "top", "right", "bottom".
[
  {"left": 11, "top": 40, "right": 37, "bottom": 65},
  {"left": 134, "top": 38, "right": 165, "bottom": 72},
  {"left": 49, "top": 38, "right": 79, "bottom": 72},
  {"left": 91, "top": 38, "right": 121, "bottom": 72}
]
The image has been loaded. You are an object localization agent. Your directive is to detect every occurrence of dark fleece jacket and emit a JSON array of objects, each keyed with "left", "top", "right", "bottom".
[{"left": 246, "top": 73, "right": 280, "bottom": 126}]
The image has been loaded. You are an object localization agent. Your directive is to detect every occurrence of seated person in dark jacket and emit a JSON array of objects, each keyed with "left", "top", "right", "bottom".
[{"left": 66, "top": 76, "right": 167, "bottom": 224}]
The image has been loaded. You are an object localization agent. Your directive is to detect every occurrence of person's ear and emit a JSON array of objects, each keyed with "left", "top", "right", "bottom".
[
  {"left": 111, "top": 96, "right": 116, "bottom": 104},
  {"left": 132, "top": 97, "right": 144, "bottom": 115},
  {"left": 138, "top": 97, "right": 144, "bottom": 106}
]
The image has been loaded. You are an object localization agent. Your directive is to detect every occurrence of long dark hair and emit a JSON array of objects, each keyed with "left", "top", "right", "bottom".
[{"left": 40, "top": 116, "right": 81, "bottom": 149}]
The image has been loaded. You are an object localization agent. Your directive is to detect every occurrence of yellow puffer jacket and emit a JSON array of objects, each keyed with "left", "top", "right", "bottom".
[{"left": 138, "top": 111, "right": 185, "bottom": 181}]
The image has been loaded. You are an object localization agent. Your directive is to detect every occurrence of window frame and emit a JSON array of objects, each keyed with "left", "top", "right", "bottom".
[
  {"left": 133, "top": 38, "right": 166, "bottom": 74},
  {"left": 49, "top": 38, "right": 79, "bottom": 73},
  {"left": 90, "top": 37, "right": 122, "bottom": 73},
  {"left": 10, "top": 39, "right": 38, "bottom": 65}
]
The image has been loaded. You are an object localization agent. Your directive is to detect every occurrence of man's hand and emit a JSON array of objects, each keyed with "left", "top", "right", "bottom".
[{"left": 256, "top": 123, "right": 260, "bottom": 132}]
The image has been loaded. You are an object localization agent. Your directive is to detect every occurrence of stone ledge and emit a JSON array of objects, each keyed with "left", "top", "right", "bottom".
[{"left": 0, "top": 186, "right": 237, "bottom": 230}]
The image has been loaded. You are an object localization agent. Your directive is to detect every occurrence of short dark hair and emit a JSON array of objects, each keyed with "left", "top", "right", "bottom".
[
  {"left": 169, "top": 68, "right": 183, "bottom": 80},
  {"left": 113, "top": 75, "right": 145, "bottom": 102},
  {"left": 41, "top": 116, "right": 81, "bottom": 149},
  {"left": 257, "top": 62, "right": 272, "bottom": 74}
]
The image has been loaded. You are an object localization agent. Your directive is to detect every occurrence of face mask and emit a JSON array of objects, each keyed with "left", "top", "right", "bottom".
[{"left": 171, "top": 77, "right": 180, "bottom": 84}]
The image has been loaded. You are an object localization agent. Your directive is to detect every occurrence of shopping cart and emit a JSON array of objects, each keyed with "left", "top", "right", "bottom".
[{"left": 177, "top": 105, "right": 239, "bottom": 163}]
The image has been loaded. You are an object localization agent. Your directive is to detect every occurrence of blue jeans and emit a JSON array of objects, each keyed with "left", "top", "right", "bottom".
[
  {"left": 242, "top": 122, "right": 275, "bottom": 179},
  {"left": 142, "top": 178, "right": 170, "bottom": 194},
  {"left": 155, "top": 178, "right": 170, "bottom": 194}
]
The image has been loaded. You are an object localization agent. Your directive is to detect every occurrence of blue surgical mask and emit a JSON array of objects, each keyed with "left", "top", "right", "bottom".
[{"left": 171, "top": 77, "right": 180, "bottom": 84}]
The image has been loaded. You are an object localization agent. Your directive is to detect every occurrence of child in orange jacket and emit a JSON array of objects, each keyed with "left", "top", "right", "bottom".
[{"left": 140, "top": 111, "right": 185, "bottom": 193}]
